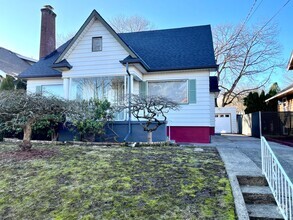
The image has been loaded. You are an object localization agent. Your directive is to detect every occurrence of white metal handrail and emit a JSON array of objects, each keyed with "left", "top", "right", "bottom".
[{"left": 261, "top": 136, "right": 293, "bottom": 220}]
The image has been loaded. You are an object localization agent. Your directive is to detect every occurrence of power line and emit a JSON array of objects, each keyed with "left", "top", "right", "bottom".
[
  {"left": 243, "top": 0, "right": 258, "bottom": 25},
  {"left": 247, "top": 0, "right": 264, "bottom": 23},
  {"left": 224, "top": 0, "right": 258, "bottom": 59},
  {"left": 257, "top": 0, "right": 291, "bottom": 33}
]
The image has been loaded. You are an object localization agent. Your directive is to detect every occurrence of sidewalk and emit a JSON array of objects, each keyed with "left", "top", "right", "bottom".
[
  {"left": 206, "top": 134, "right": 293, "bottom": 219},
  {"left": 211, "top": 134, "right": 293, "bottom": 181}
]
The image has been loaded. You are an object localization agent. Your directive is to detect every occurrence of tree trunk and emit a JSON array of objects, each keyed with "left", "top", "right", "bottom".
[
  {"left": 147, "top": 131, "right": 152, "bottom": 144},
  {"left": 51, "top": 130, "right": 58, "bottom": 142},
  {"left": 20, "top": 123, "right": 33, "bottom": 151}
]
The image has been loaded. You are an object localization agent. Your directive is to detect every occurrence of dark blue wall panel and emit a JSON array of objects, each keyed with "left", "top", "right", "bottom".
[{"left": 58, "top": 121, "right": 167, "bottom": 143}]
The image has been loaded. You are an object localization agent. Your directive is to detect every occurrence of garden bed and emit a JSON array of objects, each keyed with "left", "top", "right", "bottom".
[{"left": 0, "top": 143, "right": 235, "bottom": 219}]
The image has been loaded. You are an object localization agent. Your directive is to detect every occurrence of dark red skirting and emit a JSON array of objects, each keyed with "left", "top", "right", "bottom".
[{"left": 167, "top": 126, "right": 214, "bottom": 143}]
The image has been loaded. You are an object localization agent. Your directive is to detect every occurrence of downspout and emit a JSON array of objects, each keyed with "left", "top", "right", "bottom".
[{"left": 124, "top": 62, "right": 132, "bottom": 142}]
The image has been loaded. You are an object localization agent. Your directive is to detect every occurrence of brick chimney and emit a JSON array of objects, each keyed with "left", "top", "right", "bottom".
[{"left": 39, "top": 5, "right": 56, "bottom": 59}]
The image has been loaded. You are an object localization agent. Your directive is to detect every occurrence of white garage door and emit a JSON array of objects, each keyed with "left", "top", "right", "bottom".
[{"left": 215, "top": 114, "right": 231, "bottom": 133}]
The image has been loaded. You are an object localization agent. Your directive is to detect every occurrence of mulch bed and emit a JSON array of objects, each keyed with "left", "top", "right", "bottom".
[{"left": 0, "top": 149, "right": 58, "bottom": 161}]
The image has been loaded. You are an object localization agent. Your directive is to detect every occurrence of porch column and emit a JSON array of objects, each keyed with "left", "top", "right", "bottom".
[
  {"left": 63, "top": 78, "right": 69, "bottom": 99},
  {"left": 127, "top": 74, "right": 133, "bottom": 120}
]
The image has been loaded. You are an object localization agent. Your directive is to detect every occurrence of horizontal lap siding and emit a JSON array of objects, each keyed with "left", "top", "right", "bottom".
[
  {"left": 27, "top": 78, "right": 63, "bottom": 93},
  {"left": 64, "top": 19, "right": 129, "bottom": 78},
  {"left": 143, "top": 71, "right": 211, "bottom": 127},
  {"left": 210, "top": 94, "right": 216, "bottom": 127}
]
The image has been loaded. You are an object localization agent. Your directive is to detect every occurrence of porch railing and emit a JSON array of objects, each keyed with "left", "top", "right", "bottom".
[{"left": 261, "top": 136, "right": 293, "bottom": 220}]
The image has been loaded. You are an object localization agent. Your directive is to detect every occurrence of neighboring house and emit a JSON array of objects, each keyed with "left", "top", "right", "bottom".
[
  {"left": 0, "top": 47, "right": 36, "bottom": 84},
  {"left": 265, "top": 52, "right": 293, "bottom": 112},
  {"left": 19, "top": 6, "right": 219, "bottom": 143}
]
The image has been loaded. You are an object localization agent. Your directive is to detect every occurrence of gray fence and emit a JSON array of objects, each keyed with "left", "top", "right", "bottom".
[
  {"left": 238, "top": 112, "right": 260, "bottom": 137},
  {"left": 239, "top": 111, "right": 293, "bottom": 139}
]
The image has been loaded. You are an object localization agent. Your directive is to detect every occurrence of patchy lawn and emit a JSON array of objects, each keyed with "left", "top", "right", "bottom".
[{"left": 0, "top": 143, "right": 235, "bottom": 219}]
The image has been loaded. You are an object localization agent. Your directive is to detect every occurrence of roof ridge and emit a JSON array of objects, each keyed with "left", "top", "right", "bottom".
[{"left": 117, "top": 24, "right": 211, "bottom": 35}]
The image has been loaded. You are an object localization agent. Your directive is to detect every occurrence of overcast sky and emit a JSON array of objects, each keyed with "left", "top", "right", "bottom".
[{"left": 0, "top": 0, "right": 292, "bottom": 88}]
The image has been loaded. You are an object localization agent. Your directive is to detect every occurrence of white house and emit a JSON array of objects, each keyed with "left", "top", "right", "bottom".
[{"left": 19, "top": 6, "right": 219, "bottom": 143}]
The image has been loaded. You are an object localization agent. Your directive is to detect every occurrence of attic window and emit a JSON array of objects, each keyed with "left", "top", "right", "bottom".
[{"left": 92, "top": 37, "right": 102, "bottom": 51}]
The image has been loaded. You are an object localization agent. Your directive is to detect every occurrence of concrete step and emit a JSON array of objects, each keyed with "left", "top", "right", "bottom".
[
  {"left": 237, "top": 175, "right": 268, "bottom": 186},
  {"left": 241, "top": 185, "right": 276, "bottom": 204},
  {"left": 246, "top": 204, "right": 284, "bottom": 220}
]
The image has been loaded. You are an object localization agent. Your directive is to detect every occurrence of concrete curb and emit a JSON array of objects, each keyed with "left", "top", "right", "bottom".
[{"left": 217, "top": 148, "right": 250, "bottom": 220}]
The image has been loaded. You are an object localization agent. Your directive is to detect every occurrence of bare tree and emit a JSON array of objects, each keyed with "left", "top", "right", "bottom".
[
  {"left": 109, "top": 15, "right": 155, "bottom": 33},
  {"left": 117, "top": 95, "right": 179, "bottom": 143},
  {"left": 0, "top": 90, "right": 70, "bottom": 150},
  {"left": 56, "top": 31, "right": 75, "bottom": 47},
  {"left": 213, "top": 23, "right": 283, "bottom": 107}
]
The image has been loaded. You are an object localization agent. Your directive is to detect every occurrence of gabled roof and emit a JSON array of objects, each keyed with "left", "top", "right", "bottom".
[
  {"left": 20, "top": 10, "right": 218, "bottom": 79},
  {"left": 265, "top": 83, "right": 293, "bottom": 102},
  {"left": 56, "top": 10, "right": 137, "bottom": 63},
  {"left": 0, "top": 47, "right": 34, "bottom": 77},
  {"left": 119, "top": 25, "right": 218, "bottom": 72},
  {"left": 19, "top": 39, "right": 72, "bottom": 78}
]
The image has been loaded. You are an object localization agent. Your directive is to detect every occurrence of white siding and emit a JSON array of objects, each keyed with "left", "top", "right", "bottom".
[
  {"left": 63, "top": 19, "right": 130, "bottom": 78},
  {"left": 26, "top": 78, "right": 63, "bottom": 94},
  {"left": 143, "top": 70, "right": 212, "bottom": 127},
  {"left": 210, "top": 94, "right": 216, "bottom": 127},
  {"left": 25, "top": 18, "right": 214, "bottom": 128},
  {"left": 133, "top": 80, "right": 139, "bottom": 94}
]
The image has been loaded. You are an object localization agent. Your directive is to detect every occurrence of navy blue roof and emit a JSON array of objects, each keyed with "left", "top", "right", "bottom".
[
  {"left": 119, "top": 25, "right": 217, "bottom": 71},
  {"left": 19, "top": 25, "right": 217, "bottom": 78},
  {"left": 19, "top": 39, "right": 72, "bottom": 78}
]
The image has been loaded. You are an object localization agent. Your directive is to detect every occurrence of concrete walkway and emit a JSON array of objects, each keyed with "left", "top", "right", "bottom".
[
  {"left": 212, "top": 134, "right": 293, "bottom": 181},
  {"left": 195, "top": 134, "right": 293, "bottom": 219}
]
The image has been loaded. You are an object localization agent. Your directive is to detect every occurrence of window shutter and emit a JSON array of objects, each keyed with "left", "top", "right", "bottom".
[
  {"left": 36, "top": 86, "right": 42, "bottom": 95},
  {"left": 188, "top": 79, "right": 196, "bottom": 103},
  {"left": 139, "top": 81, "right": 147, "bottom": 97}
]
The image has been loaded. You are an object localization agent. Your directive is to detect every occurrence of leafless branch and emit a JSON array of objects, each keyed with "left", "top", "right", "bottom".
[
  {"left": 213, "top": 22, "right": 283, "bottom": 107},
  {"left": 109, "top": 15, "right": 155, "bottom": 33}
]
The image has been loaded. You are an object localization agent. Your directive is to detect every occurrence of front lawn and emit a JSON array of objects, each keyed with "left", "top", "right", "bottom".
[{"left": 0, "top": 143, "right": 235, "bottom": 219}]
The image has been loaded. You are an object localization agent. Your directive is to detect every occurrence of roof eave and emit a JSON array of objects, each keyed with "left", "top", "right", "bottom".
[
  {"left": 18, "top": 73, "right": 62, "bottom": 79},
  {"left": 265, "top": 87, "right": 293, "bottom": 102},
  {"left": 120, "top": 58, "right": 150, "bottom": 72},
  {"left": 147, "top": 65, "right": 218, "bottom": 72},
  {"left": 52, "top": 59, "right": 73, "bottom": 71},
  {"left": 52, "top": 66, "right": 72, "bottom": 71}
]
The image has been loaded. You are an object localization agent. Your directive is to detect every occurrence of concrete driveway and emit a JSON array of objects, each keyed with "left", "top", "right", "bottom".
[
  {"left": 211, "top": 134, "right": 293, "bottom": 181},
  {"left": 198, "top": 134, "right": 293, "bottom": 219}
]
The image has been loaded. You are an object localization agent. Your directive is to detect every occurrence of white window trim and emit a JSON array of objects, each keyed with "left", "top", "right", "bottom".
[{"left": 92, "top": 36, "right": 102, "bottom": 52}]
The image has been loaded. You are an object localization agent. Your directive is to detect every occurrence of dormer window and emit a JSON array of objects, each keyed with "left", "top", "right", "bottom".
[{"left": 92, "top": 37, "right": 102, "bottom": 51}]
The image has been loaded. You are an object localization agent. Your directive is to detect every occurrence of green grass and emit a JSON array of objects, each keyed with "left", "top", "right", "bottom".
[{"left": 0, "top": 143, "right": 235, "bottom": 219}]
